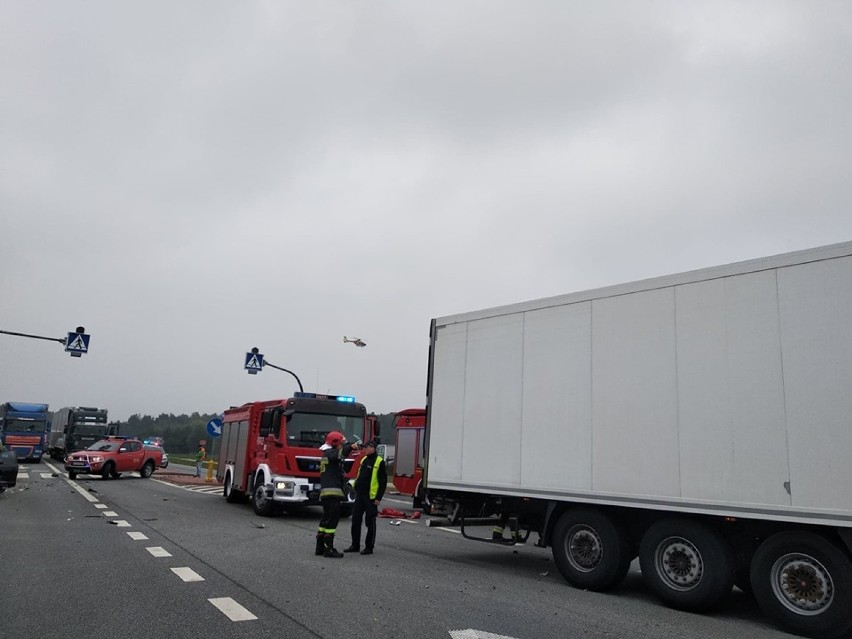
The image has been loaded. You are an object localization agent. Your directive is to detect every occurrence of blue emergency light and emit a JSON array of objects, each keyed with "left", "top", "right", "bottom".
[{"left": 293, "top": 392, "right": 356, "bottom": 403}]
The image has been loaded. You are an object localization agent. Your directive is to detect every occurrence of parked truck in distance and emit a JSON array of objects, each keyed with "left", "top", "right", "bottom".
[
  {"left": 48, "top": 407, "right": 113, "bottom": 460},
  {"left": 217, "top": 392, "right": 380, "bottom": 516},
  {"left": 0, "top": 402, "right": 50, "bottom": 462},
  {"left": 423, "top": 241, "right": 852, "bottom": 638}
]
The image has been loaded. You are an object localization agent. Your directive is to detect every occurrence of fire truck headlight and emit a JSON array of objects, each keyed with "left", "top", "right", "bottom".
[{"left": 275, "top": 481, "right": 295, "bottom": 495}]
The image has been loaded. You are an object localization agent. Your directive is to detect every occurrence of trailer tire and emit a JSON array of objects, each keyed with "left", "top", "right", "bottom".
[
  {"left": 551, "top": 509, "right": 633, "bottom": 591},
  {"left": 140, "top": 460, "right": 155, "bottom": 478},
  {"left": 750, "top": 531, "right": 852, "bottom": 639},
  {"left": 224, "top": 471, "right": 244, "bottom": 503},
  {"left": 639, "top": 519, "right": 734, "bottom": 612},
  {"left": 252, "top": 479, "right": 275, "bottom": 517}
]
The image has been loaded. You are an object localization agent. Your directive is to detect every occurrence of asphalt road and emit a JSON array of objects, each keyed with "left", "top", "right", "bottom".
[{"left": 0, "top": 460, "right": 800, "bottom": 639}]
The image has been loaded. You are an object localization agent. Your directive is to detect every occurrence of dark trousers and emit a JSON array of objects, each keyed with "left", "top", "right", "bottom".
[
  {"left": 319, "top": 497, "right": 342, "bottom": 535},
  {"left": 350, "top": 496, "right": 378, "bottom": 549}
]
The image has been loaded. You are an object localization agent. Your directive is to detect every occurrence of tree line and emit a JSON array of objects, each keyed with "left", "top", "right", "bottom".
[{"left": 114, "top": 411, "right": 397, "bottom": 454}]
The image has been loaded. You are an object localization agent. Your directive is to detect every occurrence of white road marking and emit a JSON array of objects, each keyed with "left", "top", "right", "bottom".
[
  {"left": 103, "top": 511, "right": 118, "bottom": 517},
  {"left": 434, "top": 527, "right": 461, "bottom": 534},
  {"left": 209, "top": 597, "right": 257, "bottom": 622},
  {"left": 94, "top": 504, "right": 108, "bottom": 509},
  {"left": 449, "top": 630, "right": 518, "bottom": 639},
  {"left": 127, "top": 532, "right": 148, "bottom": 540},
  {"left": 16, "top": 472, "right": 28, "bottom": 480},
  {"left": 172, "top": 567, "right": 204, "bottom": 582},
  {"left": 40, "top": 472, "right": 55, "bottom": 479},
  {"left": 146, "top": 546, "right": 172, "bottom": 557},
  {"left": 67, "top": 478, "right": 100, "bottom": 503},
  {"left": 112, "top": 520, "right": 131, "bottom": 527}
]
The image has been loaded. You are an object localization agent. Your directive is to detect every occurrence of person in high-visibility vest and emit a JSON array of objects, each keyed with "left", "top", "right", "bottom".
[
  {"left": 343, "top": 439, "right": 386, "bottom": 555},
  {"left": 194, "top": 444, "right": 206, "bottom": 477}
]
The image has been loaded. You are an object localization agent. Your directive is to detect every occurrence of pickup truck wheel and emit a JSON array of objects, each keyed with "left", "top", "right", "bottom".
[
  {"left": 252, "top": 480, "right": 274, "bottom": 517},
  {"left": 750, "top": 531, "right": 852, "bottom": 639},
  {"left": 639, "top": 519, "right": 734, "bottom": 612},
  {"left": 551, "top": 508, "right": 633, "bottom": 591},
  {"left": 140, "top": 460, "right": 155, "bottom": 478},
  {"left": 101, "top": 462, "right": 115, "bottom": 480},
  {"left": 68, "top": 471, "right": 77, "bottom": 480}
]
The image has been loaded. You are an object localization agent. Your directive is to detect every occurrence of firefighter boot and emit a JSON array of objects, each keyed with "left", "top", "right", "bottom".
[
  {"left": 323, "top": 534, "right": 343, "bottom": 558},
  {"left": 315, "top": 533, "right": 325, "bottom": 556}
]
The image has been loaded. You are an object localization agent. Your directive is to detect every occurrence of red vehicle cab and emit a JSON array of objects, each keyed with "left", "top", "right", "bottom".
[{"left": 65, "top": 437, "right": 162, "bottom": 480}]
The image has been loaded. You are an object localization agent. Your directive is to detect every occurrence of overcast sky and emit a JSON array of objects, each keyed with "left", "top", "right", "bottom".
[{"left": 1, "top": 2, "right": 850, "bottom": 422}]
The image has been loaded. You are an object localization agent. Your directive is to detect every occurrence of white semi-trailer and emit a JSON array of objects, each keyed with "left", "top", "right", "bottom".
[{"left": 423, "top": 241, "right": 852, "bottom": 638}]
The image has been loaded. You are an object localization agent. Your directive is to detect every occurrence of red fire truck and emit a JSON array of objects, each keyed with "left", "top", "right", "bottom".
[
  {"left": 217, "top": 392, "right": 380, "bottom": 517},
  {"left": 391, "top": 408, "right": 426, "bottom": 508}
]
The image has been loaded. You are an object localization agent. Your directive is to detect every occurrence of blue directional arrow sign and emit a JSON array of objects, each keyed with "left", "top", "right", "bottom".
[
  {"left": 244, "top": 351, "right": 264, "bottom": 374},
  {"left": 65, "top": 332, "right": 91, "bottom": 357},
  {"left": 206, "top": 418, "right": 222, "bottom": 438}
]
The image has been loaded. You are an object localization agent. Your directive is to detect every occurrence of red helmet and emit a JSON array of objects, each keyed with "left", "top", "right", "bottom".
[{"left": 324, "top": 431, "right": 345, "bottom": 447}]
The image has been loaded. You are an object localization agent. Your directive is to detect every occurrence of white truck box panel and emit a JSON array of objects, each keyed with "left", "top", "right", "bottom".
[
  {"left": 429, "top": 322, "right": 468, "bottom": 482},
  {"left": 675, "top": 270, "right": 791, "bottom": 506},
  {"left": 428, "top": 241, "right": 852, "bottom": 524},
  {"left": 779, "top": 255, "right": 852, "bottom": 512},
  {"left": 591, "top": 287, "right": 680, "bottom": 497},
  {"left": 461, "top": 313, "right": 524, "bottom": 485},
  {"left": 521, "top": 303, "right": 593, "bottom": 491}
]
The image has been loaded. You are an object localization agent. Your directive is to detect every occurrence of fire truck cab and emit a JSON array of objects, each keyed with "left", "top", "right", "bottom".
[{"left": 218, "top": 392, "right": 380, "bottom": 516}]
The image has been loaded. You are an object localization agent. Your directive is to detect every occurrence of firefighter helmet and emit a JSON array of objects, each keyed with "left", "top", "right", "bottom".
[{"left": 324, "top": 431, "right": 345, "bottom": 447}]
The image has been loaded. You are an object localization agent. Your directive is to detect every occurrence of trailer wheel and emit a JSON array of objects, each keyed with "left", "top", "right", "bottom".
[
  {"left": 750, "top": 531, "right": 852, "bottom": 639},
  {"left": 224, "top": 471, "right": 244, "bottom": 503},
  {"left": 551, "top": 509, "right": 633, "bottom": 591},
  {"left": 139, "top": 460, "right": 155, "bottom": 478},
  {"left": 639, "top": 519, "right": 734, "bottom": 612},
  {"left": 252, "top": 479, "right": 275, "bottom": 517}
]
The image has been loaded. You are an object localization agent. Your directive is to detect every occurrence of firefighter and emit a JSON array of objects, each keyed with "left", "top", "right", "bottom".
[
  {"left": 344, "top": 439, "right": 386, "bottom": 555},
  {"left": 316, "top": 431, "right": 357, "bottom": 558}
]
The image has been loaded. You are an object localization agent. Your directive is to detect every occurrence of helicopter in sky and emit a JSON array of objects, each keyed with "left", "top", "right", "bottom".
[{"left": 343, "top": 336, "right": 367, "bottom": 347}]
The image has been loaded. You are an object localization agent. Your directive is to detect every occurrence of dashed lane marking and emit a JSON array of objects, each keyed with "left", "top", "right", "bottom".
[
  {"left": 103, "top": 511, "right": 118, "bottom": 517},
  {"left": 94, "top": 504, "right": 108, "bottom": 509},
  {"left": 146, "top": 546, "right": 172, "bottom": 558},
  {"left": 172, "top": 567, "right": 205, "bottom": 582},
  {"left": 209, "top": 597, "right": 257, "bottom": 621},
  {"left": 112, "top": 520, "right": 131, "bottom": 527},
  {"left": 127, "top": 532, "right": 149, "bottom": 540}
]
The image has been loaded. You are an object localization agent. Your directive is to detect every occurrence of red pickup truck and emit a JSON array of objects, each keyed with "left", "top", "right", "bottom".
[{"left": 65, "top": 438, "right": 163, "bottom": 480}]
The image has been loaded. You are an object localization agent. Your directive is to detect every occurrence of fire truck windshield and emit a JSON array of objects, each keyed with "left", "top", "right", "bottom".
[{"left": 286, "top": 412, "right": 363, "bottom": 448}]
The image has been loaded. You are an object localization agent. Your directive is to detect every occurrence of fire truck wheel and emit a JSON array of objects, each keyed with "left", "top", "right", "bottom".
[
  {"left": 252, "top": 481, "right": 275, "bottom": 517},
  {"left": 639, "top": 518, "right": 734, "bottom": 612},
  {"left": 551, "top": 508, "right": 633, "bottom": 591},
  {"left": 224, "top": 472, "right": 244, "bottom": 503}
]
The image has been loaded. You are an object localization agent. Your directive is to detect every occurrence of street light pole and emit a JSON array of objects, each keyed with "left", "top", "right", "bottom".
[{"left": 262, "top": 360, "right": 304, "bottom": 393}]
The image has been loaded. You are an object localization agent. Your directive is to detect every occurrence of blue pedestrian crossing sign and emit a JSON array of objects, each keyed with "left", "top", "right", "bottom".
[
  {"left": 244, "top": 351, "right": 264, "bottom": 374},
  {"left": 207, "top": 418, "right": 223, "bottom": 438},
  {"left": 65, "top": 332, "right": 90, "bottom": 357}
]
